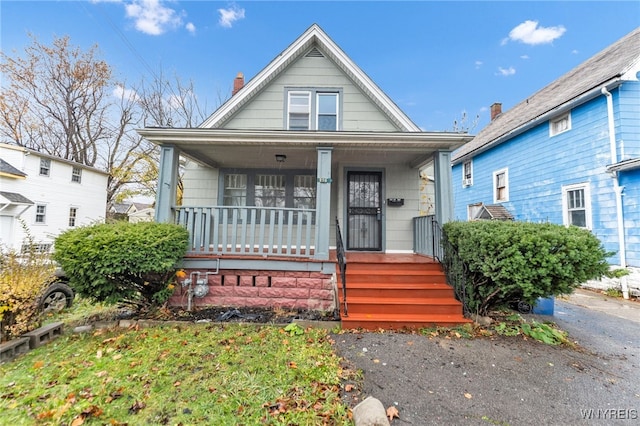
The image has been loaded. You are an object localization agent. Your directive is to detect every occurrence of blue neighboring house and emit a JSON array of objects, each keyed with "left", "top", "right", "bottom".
[{"left": 451, "top": 28, "right": 640, "bottom": 298}]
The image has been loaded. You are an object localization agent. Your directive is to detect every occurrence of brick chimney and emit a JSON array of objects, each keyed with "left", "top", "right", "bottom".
[
  {"left": 490, "top": 102, "right": 502, "bottom": 121},
  {"left": 232, "top": 72, "right": 244, "bottom": 96}
]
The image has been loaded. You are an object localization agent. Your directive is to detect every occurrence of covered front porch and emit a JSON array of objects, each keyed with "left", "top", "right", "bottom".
[{"left": 140, "top": 128, "right": 471, "bottom": 262}]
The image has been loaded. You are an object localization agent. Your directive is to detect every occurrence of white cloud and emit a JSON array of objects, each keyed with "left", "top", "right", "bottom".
[
  {"left": 125, "top": 0, "right": 183, "bottom": 35},
  {"left": 186, "top": 22, "right": 196, "bottom": 34},
  {"left": 218, "top": 5, "right": 245, "bottom": 28},
  {"left": 497, "top": 66, "right": 516, "bottom": 77},
  {"left": 507, "top": 20, "right": 566, "bottom": 45},
  {"left": 475, "top": 60, "right": 483, "bottom": 69},
  {"left": 113, "top": 84, "right": 140, "bottom": 102},
  {"left": 520, "top": 54, "right": 530, "bottom": 60},
  {"left": 572, "top": 49, "right": 579, "bottom": 55}
]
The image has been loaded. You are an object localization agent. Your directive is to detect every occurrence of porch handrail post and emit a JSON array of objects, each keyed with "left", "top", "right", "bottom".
[
  {"left": 314, "top": 147, "right": 333, "bottom": 260},
  {"left": 155, "top": 145, "right": 180, "bottom": 223},
  {"left": 433, "top": 150, "right": 454, "bottom": 225}
]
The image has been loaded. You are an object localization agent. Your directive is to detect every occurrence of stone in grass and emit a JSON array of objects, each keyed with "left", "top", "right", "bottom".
[
  {"left": 352, "top": 396, "right": 390, "bottom": 426},
  {"left": 73, "top": 325, "right": 93, "bottom": 334}
]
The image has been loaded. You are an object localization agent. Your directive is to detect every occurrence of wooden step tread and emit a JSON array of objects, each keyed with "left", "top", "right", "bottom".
[
  {"left": 342, "top": 313, "right": 471, "bottom": 324},
  {"left": 342, "top": 269, "right": 444, "bottom": 276},
  {"left": 340, "top": 282, "right": 452, "bottom": 289},
  {"left": 344, "top": 297, "right": 462, "bottom": 306}
]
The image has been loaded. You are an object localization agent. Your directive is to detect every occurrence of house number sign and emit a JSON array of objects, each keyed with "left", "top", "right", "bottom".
[{"left": 317, "top": 177, "right": 332, "bottom": 183}]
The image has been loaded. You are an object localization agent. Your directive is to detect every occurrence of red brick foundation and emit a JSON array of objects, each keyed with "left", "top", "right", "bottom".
[{"left": 168, "top": 269, "right": 336, "bottom": 312}]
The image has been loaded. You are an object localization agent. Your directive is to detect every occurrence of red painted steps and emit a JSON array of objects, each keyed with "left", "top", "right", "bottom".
[{"left": 337, "top": 254, "right": 470, "bottom": 330}]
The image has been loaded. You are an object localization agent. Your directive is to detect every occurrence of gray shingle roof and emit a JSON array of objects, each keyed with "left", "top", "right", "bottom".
[
  {"left": 0, "top": 191, "right": 34, "bottom": 205},
  {"left": 0, "top": 158, "right": 27, "bottom": 177},
  {"left": 453, "top": 28, "right": 640, "bottom": 163}
]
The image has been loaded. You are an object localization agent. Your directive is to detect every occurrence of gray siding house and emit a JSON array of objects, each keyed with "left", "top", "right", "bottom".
[{"left": 139, "top": 24, "right": 471, "bottom": 328}]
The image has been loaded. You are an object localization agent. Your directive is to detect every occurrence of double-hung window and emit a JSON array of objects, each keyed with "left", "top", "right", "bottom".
[
  {"left": 493, "top": 168, "right": 509, "bottom": 203},
  {"left": 462, "top": 160, "right": 473, "bottom": 187},
  {"left": 286, "top": 89, "right": 340, "bottom": 131},
  {"left": 69, "top": 207, "right": 78, "bottom": 227},
  {"left": 39, "top": 159, "right": 50, "bottom": 176},
  {"left": 71, "top": 167, "right": 82, "bottom": 183},
  {"left": 562, "top": 183, "right": 591, "bottom": 229},
  {"left": 35, "top": 204, "right": 46, "bottom": 224}
]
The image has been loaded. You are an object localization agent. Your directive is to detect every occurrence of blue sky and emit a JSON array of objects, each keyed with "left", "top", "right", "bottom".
[{"left": 2, "top": 1, "right": 639, "bottom": 132}]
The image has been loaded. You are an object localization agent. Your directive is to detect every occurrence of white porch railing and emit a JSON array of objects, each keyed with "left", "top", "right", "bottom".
[{"left": 175, "top": 206, "right": 316, "bottom": 258}]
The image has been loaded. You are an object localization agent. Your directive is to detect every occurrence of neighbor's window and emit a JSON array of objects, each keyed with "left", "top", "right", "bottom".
[
  {"left": 71, "top": 167, "right": 82, "bottom": 183},
  {"left": 562, "top": 183, "right": 592, "bottom": 229},
  {"left": 69, "top": 207, "right": 78, "bottom": 227},
  {"left": 463, "top": 160, "right": 473, "bottom": 187},
  {"left": 39, "top": 159, "right": 51, "bottom": 176},
  {"left": 286, "top": 89, "right": 341, "bottom": 131},
  {"left": 223, "top": 174, "right": 247, "bottom": 206},
  {"left": 550, "top": 112, "right": 571, "bottom": 136},
  {"left": 35, "top": 204, "right": 46, "bottom": 224},
  {"left": 493, "top": 168, "right": 509, "bottom": 202}
]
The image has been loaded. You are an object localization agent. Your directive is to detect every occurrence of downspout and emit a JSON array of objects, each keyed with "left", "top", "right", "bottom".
[{"left": 601, "top": 86, "right": 629, "bottom": 299}]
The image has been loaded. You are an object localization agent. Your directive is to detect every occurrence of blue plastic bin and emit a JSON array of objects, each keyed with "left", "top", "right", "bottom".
[{"left": 532, "top": 297, "right": 554, "bottom": 315}]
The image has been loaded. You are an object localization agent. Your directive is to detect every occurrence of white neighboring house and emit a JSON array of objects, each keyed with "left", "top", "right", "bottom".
[
  {"left": 127, "top": 206, "right": 155, "bottom": 223},
  {"left": 0, "top": 143, "right": 109, "bottom": 252},
  {"left": 108, "top": 202, "right": 154, "bottom": 223}
]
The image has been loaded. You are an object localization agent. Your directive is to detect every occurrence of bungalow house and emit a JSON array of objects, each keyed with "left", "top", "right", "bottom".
[
  {"left": 452, "top": 28, "right": 640, "bottom": 298},
  {"left": 138, "top": 24, "right": 472, "bottom": 329},
  {"left": 0, "top": 143, "right": 109, "bottom": 253}
]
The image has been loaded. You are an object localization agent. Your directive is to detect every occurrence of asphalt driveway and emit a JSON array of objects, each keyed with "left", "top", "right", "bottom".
[{"left": 332, "top": 290, "right": 639, "bottom": 425}]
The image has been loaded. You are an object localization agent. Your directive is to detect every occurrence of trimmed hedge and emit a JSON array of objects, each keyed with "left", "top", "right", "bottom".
[
  {"left": 443, "top": 221, "right": 610, "bottom": 315},
  {"left": 53, "top": 222, "right": 189, "bottom": 307}
]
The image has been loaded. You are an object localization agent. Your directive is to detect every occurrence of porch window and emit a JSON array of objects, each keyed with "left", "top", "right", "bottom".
[
  {"left": 223, "top": 174, "right": 247, "bottom": 206},
  {"left": 255, "top": 174, "right": 286, "bottom": 207},
  {"left": 493, "top": 168, "right": 509, "bottom": 203},
  {"left": 39, "top": 159, "right": 50, "bottom": 176},
  {"left": 562, "top": 183, "right": 591, "bottom": 229},
  {"left": 286, "top": 88, "right": 341, "bottom": 131},
  {"left": 221, "top": 170, "right": 316, "bottom": 211}
]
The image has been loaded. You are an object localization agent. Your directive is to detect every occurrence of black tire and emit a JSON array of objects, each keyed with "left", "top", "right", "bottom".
[{"left": 40, "top": 281, "right": 75, "bottom": 312}]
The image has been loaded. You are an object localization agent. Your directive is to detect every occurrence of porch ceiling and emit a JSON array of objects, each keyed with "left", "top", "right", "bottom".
[{"left": 138, "top": 128, "right": 473, "bottom": 169}]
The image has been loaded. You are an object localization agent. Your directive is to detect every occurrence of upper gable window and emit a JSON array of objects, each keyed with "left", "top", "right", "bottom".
[
  {"left": 71, "top": 167, "right": 82, "bottom": 183},
  {"left": 550, "top": 112, "right": 571, "bottom": 136},
  {"left": 286, "top": 89, "right": 341, "bottom": 131},
  {"left": 39, "top": 159, "right": 51, "bottom": 176}
]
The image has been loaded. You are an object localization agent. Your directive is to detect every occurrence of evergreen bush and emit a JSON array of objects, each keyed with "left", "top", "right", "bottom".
[
  {"left": 53, "top": 222, "right": 189, "bottom": 308},
  {"left": 443, "top": 221, "right": 610, "bottom": 315}
]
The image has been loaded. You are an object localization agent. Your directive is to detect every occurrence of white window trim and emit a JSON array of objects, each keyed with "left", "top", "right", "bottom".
[
  {"left": 39, "top": 158, "right": 51, "bottom": 176},
  {"left": 69, "top": 206, "right": 79, "bottom": 227},
  {"left": 561, "top": 183, "right": 592, "bottom": 230},
  {"left": 287, "top": 91, "right": 311, "bottom": 130},
  {"left": 35, "top": 203, "right": 47, "bottom": 225},
  {"left": 285, "top": 88, "right": 342, "bottom": 131},
  {"left": 462, "top": 160, "right": 473, "bottom": 187},
  {"left": 493, "top": 168, "right": 509, "bottom": 203},
  {"left": 549, "top": 112, "right": 571, "bottom": 137},
  {"left": 71, "top": 167, "right": 82, "bottom": 183}
]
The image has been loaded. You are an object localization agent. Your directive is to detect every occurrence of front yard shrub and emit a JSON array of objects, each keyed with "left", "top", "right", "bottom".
[
  {"left": 0, "top": 243, "right": 56, "bottom": 341},
  {"left": 443, "top": 221, "right": 610, "bottom": 316},
  {"left": 53, "top": 222, "right": 189, "bottom": 309}
]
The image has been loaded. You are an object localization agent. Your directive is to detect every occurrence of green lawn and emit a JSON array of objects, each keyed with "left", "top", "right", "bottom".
[{"left": 0, "top": 322, "right": 351, "bottom": 425}]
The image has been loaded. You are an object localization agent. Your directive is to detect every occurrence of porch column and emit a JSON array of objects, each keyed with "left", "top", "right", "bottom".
[
  {"left": 155, "top": 145, "right": 179, "bottom": 223},
  {"left": 433, "top": 150, "right": 454, "bottom": 224},
  {"left": 314, "top": 147, "right": 333, "bottom": 260}
]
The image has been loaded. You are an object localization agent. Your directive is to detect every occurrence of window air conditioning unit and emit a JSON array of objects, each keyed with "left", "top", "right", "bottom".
[{"left": 463, "top": 178, "right": 472, "bottom": 186}]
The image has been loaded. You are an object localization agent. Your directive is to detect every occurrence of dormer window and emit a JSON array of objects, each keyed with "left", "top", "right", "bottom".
[{"left": 286, "top": 88, "right": 341, "bottom": 131}]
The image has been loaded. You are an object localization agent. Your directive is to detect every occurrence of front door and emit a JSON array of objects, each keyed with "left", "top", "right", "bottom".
[{"left": 347, "top": 171, "right": 382, "bottom": 250}]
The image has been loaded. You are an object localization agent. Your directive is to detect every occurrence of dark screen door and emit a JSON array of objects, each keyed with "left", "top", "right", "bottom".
[{"left": 347, "top": 171, "right": 382, "bottom": 250}]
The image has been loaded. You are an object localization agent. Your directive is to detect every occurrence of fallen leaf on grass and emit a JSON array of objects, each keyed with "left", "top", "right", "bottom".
[
  {"left": 129, "top": 400, "right": 146, "bottom": 414},
  {"left": 33, "top": 360, "right": 44, "bottom": 369},
  {"left": 464, "top": 393, "right": 473, "bottom": 399},
  {"left": 344, "top": 384, "right": 354, "bottom": 392},
  {"left": 386, "top": 406, "right": 399, "bottom": 421},
  {"left": 288, "top": 361, "right": 298, "bottom": 369}
]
